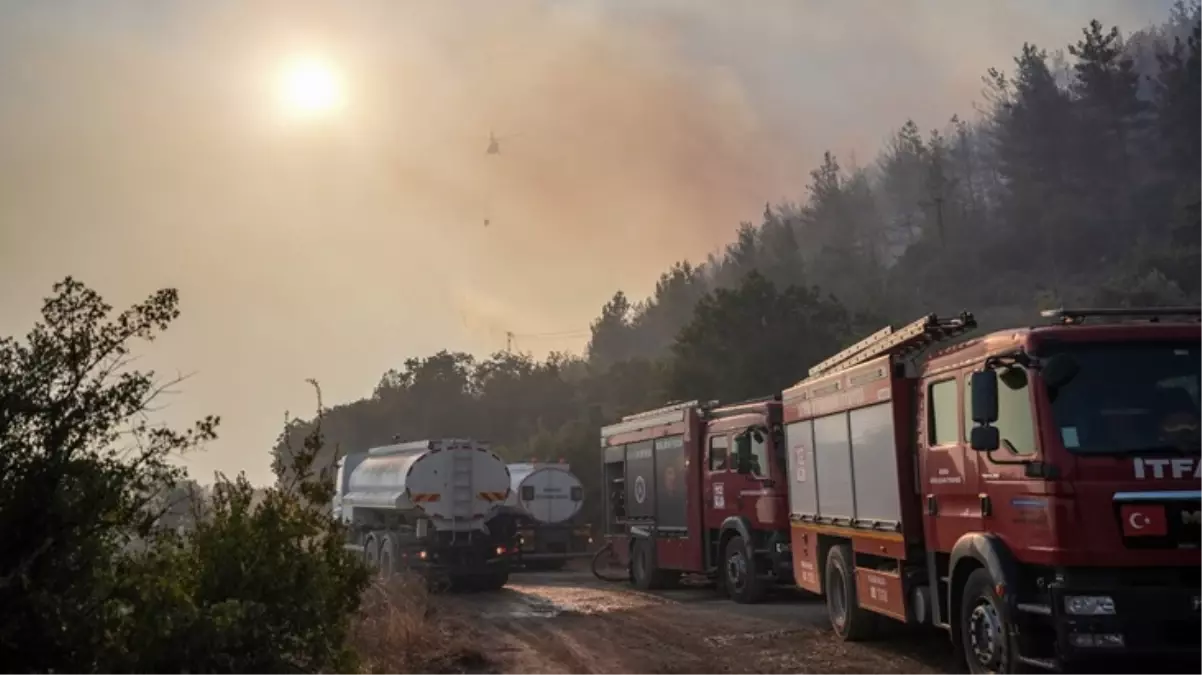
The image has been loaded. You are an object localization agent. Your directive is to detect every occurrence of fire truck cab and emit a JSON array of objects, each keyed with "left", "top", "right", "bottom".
[
  {"left": 783, "top": 307, "right": 1200, "bottom": 672},
  {"left": 600, "top": 397, "right": 793, "bottom": 602}
]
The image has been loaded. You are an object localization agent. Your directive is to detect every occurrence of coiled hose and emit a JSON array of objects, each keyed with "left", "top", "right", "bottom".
[{"left": 590, "top": 541, "right": 628, "bottom": 582}]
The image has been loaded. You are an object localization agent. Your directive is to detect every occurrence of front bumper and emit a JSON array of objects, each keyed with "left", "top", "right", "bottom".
[{"left": 1050, "top": 584, "right": 1200, "bottom": 661}]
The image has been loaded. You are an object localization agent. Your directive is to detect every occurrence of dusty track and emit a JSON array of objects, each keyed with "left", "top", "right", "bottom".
[{"left": 441, "top": 569, "right": 960, "bottom": 674}]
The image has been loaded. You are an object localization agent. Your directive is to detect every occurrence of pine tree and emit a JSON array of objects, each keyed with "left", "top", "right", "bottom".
[
  {"left": 1068, "top": 20, "right": 1148, "bottom": 250},
  {"left": 1150, "top": 21, "right": 1201, "bottom": 237},
  {"left": 991, "top": 43, "right": 1077, "bottom": 274}
]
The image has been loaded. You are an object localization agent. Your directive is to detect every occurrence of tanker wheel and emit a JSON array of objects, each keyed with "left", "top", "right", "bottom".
[
  {"left": 377, "top": 534, "right": 397, "bottom": 579},
  {"left": 825, "top": 544, "right": 877, "bottom": 641},
  {"left": 723, "top": 535, "right": 766, "bottom": 604},
  {"left": 362, "top": 533, "right": 381, "bottom": 570},
  {"left": 630, "top": 539, "right": 662, "bottom": 591}
]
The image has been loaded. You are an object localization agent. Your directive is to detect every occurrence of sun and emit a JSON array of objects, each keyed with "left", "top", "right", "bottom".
[{"left": 276, "top": 56, "right": 345, "bottom": 119}]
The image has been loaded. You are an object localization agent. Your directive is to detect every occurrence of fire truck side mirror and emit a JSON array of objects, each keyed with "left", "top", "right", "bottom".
[
  {"left": 970, "top": 425, "right": 1000, "bottom": 452},
  {"left": 734, "top": 432, "right": 754, "bottom": 474},
  {"left": 970, "top": 368, "right": 999, "bottom": 425},
  {"left": 969, "top": 368, "right": 1000, "bottom": 452}
]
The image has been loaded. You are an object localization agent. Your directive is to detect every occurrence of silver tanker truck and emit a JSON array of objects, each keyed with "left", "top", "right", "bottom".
[
  {"left": 494, "top": 461, "right": 592, "bottom": 570},
  {"left": 333, "top": 438, "right": 515, "bottom": 590}
]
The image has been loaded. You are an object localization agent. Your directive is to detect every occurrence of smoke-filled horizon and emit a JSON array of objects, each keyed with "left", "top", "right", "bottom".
[{"left": 0, "top": 0, "right": 1174, "bottom": 484}]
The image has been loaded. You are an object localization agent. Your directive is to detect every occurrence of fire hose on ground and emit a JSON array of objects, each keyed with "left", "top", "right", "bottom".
[{"left": 590, "top": 541, "right": 628, "bottom": 583}]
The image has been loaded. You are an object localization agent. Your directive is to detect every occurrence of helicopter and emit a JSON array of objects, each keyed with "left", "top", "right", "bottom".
[{"left": 485, "top": 129, "right": 522, "bottom": 156}]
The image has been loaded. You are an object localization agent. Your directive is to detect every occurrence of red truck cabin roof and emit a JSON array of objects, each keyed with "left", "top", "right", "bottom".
[{"left": 921, "top": 321, "right": 1201, "bottom": 377}]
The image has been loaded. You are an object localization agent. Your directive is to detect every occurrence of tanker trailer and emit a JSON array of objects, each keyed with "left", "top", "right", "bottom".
[
  {"left": 334, "top": 438, "right": 515, "bottom": 590},
  {"left": 495, "top": 462, "right": 591, "bottom": 571}
]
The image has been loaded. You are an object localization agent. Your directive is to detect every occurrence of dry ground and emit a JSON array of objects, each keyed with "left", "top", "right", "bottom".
[{"left": 433, "top": 568, "right": 960, "bottom": 674}]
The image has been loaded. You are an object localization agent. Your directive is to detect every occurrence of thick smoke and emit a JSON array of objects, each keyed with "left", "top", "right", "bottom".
[{"left": 0, "top": 0, "right": 1171, "bottom": 482}]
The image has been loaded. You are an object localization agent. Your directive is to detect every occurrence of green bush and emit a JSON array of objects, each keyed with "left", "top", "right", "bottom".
[{"left": 0, "top": 278, "right": 369, "bottom": 673}]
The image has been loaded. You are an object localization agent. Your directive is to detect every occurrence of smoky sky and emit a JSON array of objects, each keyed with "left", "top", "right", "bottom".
[{"left": 0, "top": 0, "right": 1173, "bottom": 484}]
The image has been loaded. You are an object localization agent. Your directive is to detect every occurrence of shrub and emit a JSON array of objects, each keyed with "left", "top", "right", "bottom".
[{"left": 0, "top": 277, "right": 369, "bottom": 673}]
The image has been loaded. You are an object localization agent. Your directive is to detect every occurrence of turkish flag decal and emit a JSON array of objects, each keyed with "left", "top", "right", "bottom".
[{"left": 1120, "top": 504, "right": 1167, "bottom": 537}]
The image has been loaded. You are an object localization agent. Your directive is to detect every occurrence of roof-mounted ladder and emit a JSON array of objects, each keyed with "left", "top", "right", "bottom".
[
  {"left": 617, "top": 399, "right": 716, "bottom": 422},
  {"left": 601, "top": 399, "right": 721, "bottom": 442},
  {"left": 1041, "top": 306, "right": 1201, "bottom": 325},
  {"left": 808, "top": 312, "right": 977, "bottom": 379}
]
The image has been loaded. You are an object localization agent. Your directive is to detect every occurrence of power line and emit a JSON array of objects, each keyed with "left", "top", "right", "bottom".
[
  {"left": 512, "top": 329, "right": 591, "bottom": 339},
  {"left": 502, "top": 328, "right": 591, "bottom": 353}
]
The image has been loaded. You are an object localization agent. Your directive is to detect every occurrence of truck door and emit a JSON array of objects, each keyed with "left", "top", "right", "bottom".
[
  {"left": 963, "top": 366, "right": 1052, "bottom": 551},
  {"left": 921, "top": 374, "right": 984, "bottom": 552},
  {"left": 729, "top": 427, "right": 784, "bottom": 528}
]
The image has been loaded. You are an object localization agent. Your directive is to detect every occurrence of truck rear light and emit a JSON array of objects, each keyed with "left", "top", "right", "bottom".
[
  {"left": 1064, "top": 595, "right": 1115, "bottom": 615},
  {"left": 418, "top": 550, "right": 428, "bottom": 560},
  {"left": 496, "top": 546, "right": 507, "bottom": 555}
]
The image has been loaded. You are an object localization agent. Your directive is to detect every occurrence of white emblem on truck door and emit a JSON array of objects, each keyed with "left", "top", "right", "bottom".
[
  {"left": 634, "top": 476, "right": 647, "bottom": 504},
  {"left": 713, "top": 482, "right": 725, "bottom": 509}
]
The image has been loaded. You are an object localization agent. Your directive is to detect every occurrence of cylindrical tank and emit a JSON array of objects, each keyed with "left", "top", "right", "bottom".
[
  {"left": 504, "top": 462, "right": 584, "bottom": 525},
  {"left": 343, "top": 439, "right": 511, "bottom": 531}
]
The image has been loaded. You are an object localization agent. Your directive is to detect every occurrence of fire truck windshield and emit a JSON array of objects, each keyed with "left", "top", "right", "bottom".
[{"left": 1044, "top": 341, "right": 1200, "bottom": 455}]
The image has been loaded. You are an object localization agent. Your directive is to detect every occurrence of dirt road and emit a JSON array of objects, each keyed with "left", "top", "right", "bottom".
[{"left": 442, "top": 569, "right": 960, "bottom": 674}]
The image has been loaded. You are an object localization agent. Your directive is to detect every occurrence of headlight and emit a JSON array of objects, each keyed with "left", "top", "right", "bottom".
[{"left": 1064, "top": 595, "right": 1115, "bottom": 615}]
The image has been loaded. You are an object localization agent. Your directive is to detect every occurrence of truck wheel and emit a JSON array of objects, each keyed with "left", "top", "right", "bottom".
[
  {"left": 630, "top": 539, "right": 661, "bottom": 590},
  {"left": 960, "top": 568, "right": 1023, "bottom": 674},
  {"left": 362, "top": 533, "right": 380, "bottom": 570},
  {"left": 723, "top": 535, "right": 766, "bottom": 604},
  {"left": 825, "top": 544, "right": 876, "bottom": 641},
  {"left": 377, "top": 534, "right": 397, "bottom": 579}
]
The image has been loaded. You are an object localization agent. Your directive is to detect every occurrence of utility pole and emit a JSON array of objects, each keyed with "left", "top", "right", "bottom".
[{"left": 506, "top": 331, "right": 514, "bottom": 353}]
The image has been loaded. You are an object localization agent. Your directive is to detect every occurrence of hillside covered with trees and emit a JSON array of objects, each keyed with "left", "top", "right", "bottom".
[{"left": 275, "top": 4, "right": 1202, "bottom": 524}]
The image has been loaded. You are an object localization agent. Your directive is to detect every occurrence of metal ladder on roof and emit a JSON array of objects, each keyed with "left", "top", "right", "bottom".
[
  {"left": 449, "top": 448, "right": 476, "bottom": 543},
  {"left": 807, "top": 312, "right": 977, "bottom": 379}
]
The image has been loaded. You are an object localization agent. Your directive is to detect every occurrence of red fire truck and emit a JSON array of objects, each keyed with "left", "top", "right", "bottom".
[
  {"left": 781, "top": 308, "right": 1201, "bottom": 672},
  {"left": 599, "top": 397, "right": 794, "bottom": 602}
]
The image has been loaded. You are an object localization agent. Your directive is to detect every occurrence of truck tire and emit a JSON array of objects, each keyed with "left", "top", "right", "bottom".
[
  {"left": 377, "top": 534, "right": 397, "bottom": 579},
  {"left": 362, "top": 533, "right": 380, "bottom": 570},
  {"left": 960, "top": 568, "right": 1024, "bottom": 674},
  {"left": 630, "top": 539, "right": 662, "bottom": 590},
  {"left": 825, "top": 544, "right": 876, "bottom": 641},
  {"left": 723, "top": 535, "right": 766, "bottom": 604}
]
